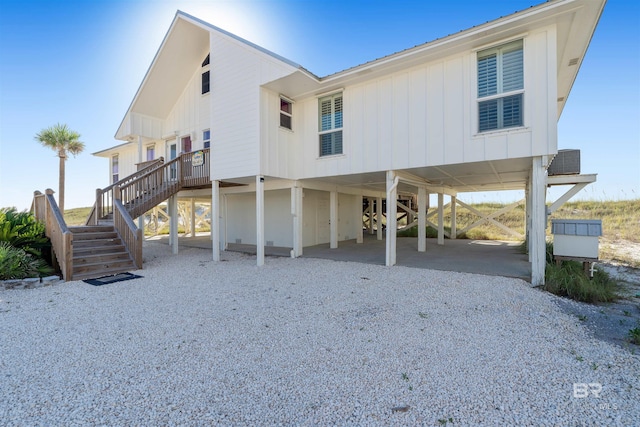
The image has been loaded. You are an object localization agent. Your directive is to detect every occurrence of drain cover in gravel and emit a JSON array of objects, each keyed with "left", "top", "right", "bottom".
[{"left": 83, "top": 273, "right": 142, "bottom": 286}]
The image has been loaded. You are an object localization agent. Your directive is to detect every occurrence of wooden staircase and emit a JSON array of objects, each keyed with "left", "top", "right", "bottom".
[
  {"left": 69, "top": 225, "right": 136, "bottom": 280},
  {"left": 32, "top": 148, "right": 212, "bottom": 282}
]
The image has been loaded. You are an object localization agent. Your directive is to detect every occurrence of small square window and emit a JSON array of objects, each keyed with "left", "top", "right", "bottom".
[
  {"left": 146, "top": 145, "right": 155, "bottom": 161},
  {"left": 280, "top": 97, "right": 292, "bottom": 130}
]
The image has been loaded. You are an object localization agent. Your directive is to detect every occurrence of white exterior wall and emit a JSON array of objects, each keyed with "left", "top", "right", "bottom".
[
  {"left": 301, "top": 189, "right": 360, "bottom": 247},
  {"left": 225, "top": 189, "right": 293, "bottom": 247},
  {"left": 109, "top": 143, "right": 138, "bottom": 183},
  {"left": 210, "top": 33, "right": 297, "bottom": 181},
  {"left": 164, "top": 65, "right": 211, "bottom": 153},
  {"left": 260, "top": 89, "right": 299, "bottom": 179},
  {"left": 287, "top": 26, "right": 557, "bottom": 180}
]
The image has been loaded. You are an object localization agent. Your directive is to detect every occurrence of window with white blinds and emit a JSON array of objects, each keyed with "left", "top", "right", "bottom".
[
  {"left": 477, "top": 40, "right": 523, "bottom": 132},
  {"left": 318, "top": 93, "right": 343, "bottom": 156}
]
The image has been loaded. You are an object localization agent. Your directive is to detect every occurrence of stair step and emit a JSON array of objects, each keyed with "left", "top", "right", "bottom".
[
  {"left": 73, "top": 245, "right": 126, "bottom": 256},
  {"left": 73, "top": 252, "right": 131, "bottom": 265},
  {"left": 72, "top": 231, "right": 119, "bottom": 241},
  {"left": 72, "top": 259, "right": 135, "bottom": 275},
  {"left": 69, "top": 226, "right": 114, "bottom": 233},
  {"left": 72, "top": 266, "right": 137, "bottom": 281},
  {"left": 73, "top": 238, "right": 122, "bottom": 249}
]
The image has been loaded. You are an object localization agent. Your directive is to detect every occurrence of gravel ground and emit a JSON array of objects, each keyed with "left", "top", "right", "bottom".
[{"left": 1, "top": 242, "right": 638, "bottom": 426}]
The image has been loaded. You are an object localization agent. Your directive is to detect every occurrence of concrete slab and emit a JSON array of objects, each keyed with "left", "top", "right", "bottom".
[{"left": 145, "top": 233, "right": 531, "bottom": 281}]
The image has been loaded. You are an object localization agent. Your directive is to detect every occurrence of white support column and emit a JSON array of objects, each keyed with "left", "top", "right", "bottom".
[
  {"left": 137, "top": 135, "right": 144, "bottom": 232},
  {"left": 356, "top": 195, "right": 363, "bottom": 244},
  {"left": 525, "top": 183, "right": 532, "bottom": 262},
  {"left": 221, "top": 194, "right": 228, "bottom": 250},
  {"left": 367, "top": 198, "right": 374, "bottom": 235},
  {"left": 211, "top": 180, "right": 220, "bottom": 261},
  {"left": 450, "top": 195, "right": 457, "bottom": 240},
  {"left": 256, "top": 176, "right": 265, "bottom": 266},
  {"left": 291, "top": 186, "right": 303, "bottom": 257},
  {"left": 437, "top": 193, "right": 444, "bottom": 246},
  {"left": 330, "top": 191, "right": 338, "bottom": 249},
  {"left": 418, "top": 187, "right": 427, "bottom": 252},
  {"left": 530, "top": 157, "right": 547, "bottom": 286},
  {"left": 190, "top": 198, "right": 196, "bottom": 237},
  {"left": 169, "top": 195, "right": 178, "bottom": 254},
  {"left": 376, "top": 196, "right": 383, "bottom": 240},
  {"left": 385, "top": 171, "right": 398, "bottom": 266}
]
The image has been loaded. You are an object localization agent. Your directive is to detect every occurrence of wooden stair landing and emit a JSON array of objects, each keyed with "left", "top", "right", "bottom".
[{"left": 69, "top": 225, "right": 136, "bottom": 281}]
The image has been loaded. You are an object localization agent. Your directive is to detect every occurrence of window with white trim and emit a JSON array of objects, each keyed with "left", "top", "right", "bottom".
[
  {"left": 111, "top": 155, "right": 119, "bottom": 183},
  {"left": 477, "top": 40, "right": 523, "bottom": 132},
  {"left": 318, "top": 93, "right": 343, "bottom": 156},
  {"left": 203, "top": 129, "right": 210, "bottom": 148},
  {"left": 146, "top": 145, "right": 155, "bottom": 161},
  {"left": 280, "top": 97, "right": 292, "bottom": 130},
  {"left": 202, "top": 54, "right": 210, "bottom": 95}
]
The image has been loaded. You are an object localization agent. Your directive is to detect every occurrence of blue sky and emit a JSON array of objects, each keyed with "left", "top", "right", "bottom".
[{"left": 0, "top": 0, "right": 638, "bottom": 210}]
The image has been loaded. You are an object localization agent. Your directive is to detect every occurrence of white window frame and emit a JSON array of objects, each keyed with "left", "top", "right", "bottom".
[
  {"left": 476, "top": 39, "right": 524, "bottom": 133},
  {"left": 203, "top": 129, "right": 211, "bottom": 149},
  {"left": 279, "top": 96, "right": 293, "bottom": 131},
  {"left": 111, "top": 154, "right": 119, "bottom": 184},
  {"left": 318, "top": 92, "right": 343, "bottom": 157},
  {"left": 201, "top": 54, "right": 210, "bottom": 95},
  {"left": 146, "top": 144, "right": 155, "bottom": 161}
]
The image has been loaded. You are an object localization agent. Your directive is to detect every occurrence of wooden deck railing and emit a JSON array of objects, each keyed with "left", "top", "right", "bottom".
[
  {"left": 32, "top": 189, "right": 73, "bottom": 280},
  {"left": 86, "top": 157, "right": 165, "bottom": 225},
  {"left": 113, "top": 199, "right": 143, "bottom": 269}
]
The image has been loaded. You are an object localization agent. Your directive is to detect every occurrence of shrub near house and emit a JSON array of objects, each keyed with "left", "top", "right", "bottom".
[{"left": 0, "top": 208, "right": 53, "bottom": 280}]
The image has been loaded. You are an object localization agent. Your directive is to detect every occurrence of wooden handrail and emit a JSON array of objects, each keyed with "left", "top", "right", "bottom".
[
  {"left": 34, "top": 189, "right": 73, "bottom": 281},
  {"left": 113, "top": 199, "right": 143, "bottom": 269},
  {"left": 87, "top": 157, "right": 165, "bottom": 224}
]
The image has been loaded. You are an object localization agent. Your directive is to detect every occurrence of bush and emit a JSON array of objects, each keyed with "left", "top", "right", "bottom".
[
  {"left": 544, "top": 259, "right": 618, "bottom": 303},
  {"left": 0, "top": 242, "right": 53, "bottom": 280},
  {"left": 0, "top": 207, "right": 49, "bottom": 257}
]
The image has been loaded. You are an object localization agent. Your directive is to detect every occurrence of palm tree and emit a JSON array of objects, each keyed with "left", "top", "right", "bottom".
[{"left": 35, "top": 123, "right": 85, "bottom": 215}]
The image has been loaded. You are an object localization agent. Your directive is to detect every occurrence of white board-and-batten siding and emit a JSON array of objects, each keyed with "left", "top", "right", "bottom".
[
  {"left": 163, "top": 64, "right": 211, "bottom": 151},
  {"left": 209, "top": 32, "right": 298, "bottom": 181},
  {"left": 260, "top": 26, "right": 557, "bottom": 181}
]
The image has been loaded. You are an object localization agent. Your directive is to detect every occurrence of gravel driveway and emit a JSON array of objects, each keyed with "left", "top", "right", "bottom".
[{"left": 1, "top": 242, "right": 638, "bottom": 426}]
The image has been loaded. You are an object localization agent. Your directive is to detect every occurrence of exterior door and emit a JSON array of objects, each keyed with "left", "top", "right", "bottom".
[{"left": 169, "top": 143, "right": 177, "bottom": 180}]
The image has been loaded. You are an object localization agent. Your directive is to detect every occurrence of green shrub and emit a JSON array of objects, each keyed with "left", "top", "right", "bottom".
[
  {"left": 0, "top": 207, "right": 49, "bottom": 257},
  {"left": 0, "top": 242, "right": 53, "bottom": 280},
  {"left": 544, "top": 259, "right": 618, "bottom": 303}
]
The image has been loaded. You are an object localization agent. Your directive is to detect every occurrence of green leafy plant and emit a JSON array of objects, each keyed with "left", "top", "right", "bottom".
[
  {"left": 0, "top": 207, "right": 49, "bottom": 257},
  {"left": 628, "top": 327, "right": 640, "bottom": 345},
  {"left": 0, "top": 242, "right": 53, "bottom": 280},
  {"left": 543, "top": 242, "right": 618, "bottom": 304}
]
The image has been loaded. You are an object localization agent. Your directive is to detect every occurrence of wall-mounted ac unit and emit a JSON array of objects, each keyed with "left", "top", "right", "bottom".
[{"left": 548, "top": 149, "right": 580, "bottom": 176}]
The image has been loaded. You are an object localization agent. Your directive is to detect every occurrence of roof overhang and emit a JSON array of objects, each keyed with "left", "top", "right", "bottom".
[
  {"left": 115, "top": 13, "right": 211, "bottom": 140},
  {"left": 263, "top": 0, "right": 606, "bottom": 116}
]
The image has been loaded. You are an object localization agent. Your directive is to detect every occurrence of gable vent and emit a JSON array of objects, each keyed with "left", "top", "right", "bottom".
[
  {"left": 568, "top": 58, "right": 579, "bottom": 66},
  {"left": 557, "top": 97, "right": 565, "bottom": 102}
]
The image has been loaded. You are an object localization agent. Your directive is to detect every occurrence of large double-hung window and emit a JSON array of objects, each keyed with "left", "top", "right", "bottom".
[
  {"left": 318, "top": 93, "right": 343, "bottom": 156},
  {"left": 477, "top": 40, "right": 523, "bottom": 132}
]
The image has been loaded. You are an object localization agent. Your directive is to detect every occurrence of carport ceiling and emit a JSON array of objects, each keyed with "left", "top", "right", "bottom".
[{"left": 305, "top": 158, "right": 532, "bottom": 194}]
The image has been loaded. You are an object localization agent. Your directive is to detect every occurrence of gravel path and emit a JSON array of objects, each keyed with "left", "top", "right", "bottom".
[{"left": 1, "top": 242, "right": 638, "bottom": 426}]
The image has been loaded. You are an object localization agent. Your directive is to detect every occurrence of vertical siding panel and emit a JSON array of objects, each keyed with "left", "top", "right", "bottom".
[
  {"left": 392, "top": 73, "right": 409, "bottom": 170},
  {"left": 363, "top": 81, "right": 378, "bottom": 170},
  {"left": 444, "top": 57, "right": 464, "bottom": 164},
  {"left": 348, "top": 85, "right": 365, "bottom": 174},
  {"left": 409, "top": 67, "right": 427, "bottom": 168},
  {"left": 377, "top": 77, "right": 393, "bottom": 170},
  {"left": 426, "top": 62, "right": 444, "bottom": 166}
]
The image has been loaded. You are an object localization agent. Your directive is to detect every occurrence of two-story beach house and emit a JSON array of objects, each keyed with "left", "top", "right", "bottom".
[{"left": 87, "top": 0, "right": 605, "bottom": 285}]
